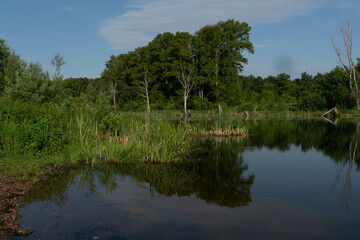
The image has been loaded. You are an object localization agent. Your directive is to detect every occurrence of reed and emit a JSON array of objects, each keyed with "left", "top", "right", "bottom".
[
  {"left": 187, "top": 117, "right": 248, "bottom": 137},
  {"left": 66, "top": 112, "right": 192, "bottom": 164},
  {"left": 130, "top": 120, "right": 192, "bottom": 163}
]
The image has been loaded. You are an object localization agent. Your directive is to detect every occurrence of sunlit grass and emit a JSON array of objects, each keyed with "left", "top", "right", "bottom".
[
  {"left": 187, "top": 117, "right": 248, "bottom": 137},
  {"left": 0, "top": 154, "right": 69, "bottom": 183}
]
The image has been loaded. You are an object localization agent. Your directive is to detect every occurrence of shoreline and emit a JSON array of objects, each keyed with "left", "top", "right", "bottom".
[{"left": 0, "top": 164, "right": 77, "bottom": 239}]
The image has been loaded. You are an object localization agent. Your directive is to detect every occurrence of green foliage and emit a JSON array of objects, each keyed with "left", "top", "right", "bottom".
[
  {"left": 100, "top": 19, "right": 254, "bottom": 111},
  {"left": 131, "top": 120, "right": 192, "bottom": 163},
  {"left": 63, "top": 111, "right": 192, "bottom": 164},
  {"left": 0, "top": 100, "right": 68, "bottom": 155},
  {"left": 0, "top": 154, "right": 67, "bottom": 182},
  {"left": 51, "top": 53, "right": 66, "bottom": 81},
  {"left": 187, "top": 117, "right": 247, "bottom": 137},
  {"left": 0, "top": 39, "right": 12, "bottom": 94},
  {"left": 298, "top": 90, "right": 326, "bottom": 111},
  {"left": 5, "top": 62, "right": 49, "bottom": 103}
]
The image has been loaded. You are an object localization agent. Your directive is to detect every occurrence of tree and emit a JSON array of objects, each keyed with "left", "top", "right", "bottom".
[
  {"left": 0, "top": 39, "right": 23, "bottom": 96},
  {"left": 330, "top": 21, "right": 359, "bottom": 109},
  {"left": 0, "top": 39, "right": 11, "bottom": 94},
  {"left": 134, "top": 46, "right": 152, "bottom": 112},
  {"left": 45, "top": 53, "right": 66, "bottom": 104},
  {"left": 195, "top": 20, "right": 254, "bottom": 104},
  {"left": 171, "top": 32, "right": 197, "bottom": 116},
  {"left": 5, "top": 62, "right": 49, "bottom": 103},
  {"left": 102, "top": 54, "right": 126, "bottom": 110},
  {"left": 51, "top": 53, "right": 66, "bottom": 81}
]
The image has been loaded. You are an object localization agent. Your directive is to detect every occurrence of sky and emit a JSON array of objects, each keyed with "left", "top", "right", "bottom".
[{"left": 0, "top": 0, "right": 359, "bottom": 79}]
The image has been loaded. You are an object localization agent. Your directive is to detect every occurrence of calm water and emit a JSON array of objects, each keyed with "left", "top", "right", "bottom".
[{"left": 16, "top": 119, "right": 360, "bottom": 240}]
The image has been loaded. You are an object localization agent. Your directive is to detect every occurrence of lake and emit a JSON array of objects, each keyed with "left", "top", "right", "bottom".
[{"left": 15, "top": 118, "right": 360, "bottom": 240}]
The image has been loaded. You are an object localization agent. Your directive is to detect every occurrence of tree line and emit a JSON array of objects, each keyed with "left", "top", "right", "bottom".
[{"left": 1, "top": 19, "right": 359, "bottom": 112}]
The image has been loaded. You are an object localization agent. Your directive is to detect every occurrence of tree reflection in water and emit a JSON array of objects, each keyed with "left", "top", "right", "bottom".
[
  {"left": 23, "top": 119, "right": 360, "bottom": 210},
  {"left": 23, "top": 137, "right": 255, "bottom": 208},
  {"left": 331, "top": 122, "right": 360, "bottom": 208}
]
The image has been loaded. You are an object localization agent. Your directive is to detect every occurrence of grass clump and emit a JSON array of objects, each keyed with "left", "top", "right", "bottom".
[
  {"left": 66, "top": 113, "right": 192, "bottom": 164},
  {"left": 132, "top": 120, "right": 191, "bottom": 163},
  {"left": 187, "top": 117, "right": 247, "bottom": 137}
]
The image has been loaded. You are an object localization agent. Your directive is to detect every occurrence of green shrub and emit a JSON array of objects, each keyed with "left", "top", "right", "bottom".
[{"left": 0, "top": 100, "right": 68, "bottom": 155}]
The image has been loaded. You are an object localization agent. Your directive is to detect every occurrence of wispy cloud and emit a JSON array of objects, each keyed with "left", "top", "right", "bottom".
[
  {"left": 64, "top": 7, "right": 73, "bottom": 11},
  {"left": 99, "top": 0, "right": 319, "bottom": 51}
]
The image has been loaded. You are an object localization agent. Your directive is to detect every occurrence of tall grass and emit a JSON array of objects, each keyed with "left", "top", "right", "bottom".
[
  {"left": 131, "top": 120, "right": 191, "bottom": 163},
  {"left": 1, "top": 99, "right": 248, "bottom": 169},
  {"left": 66, "top": 112, "right": 192, "bottom": 164},
  {"left": 187, "top": 117, "right": 247, "bottom": 137}
]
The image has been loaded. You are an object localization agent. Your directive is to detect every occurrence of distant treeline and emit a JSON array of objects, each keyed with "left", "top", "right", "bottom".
[{"left": 0, "top": 19, "right": 359, "bottom": 112}]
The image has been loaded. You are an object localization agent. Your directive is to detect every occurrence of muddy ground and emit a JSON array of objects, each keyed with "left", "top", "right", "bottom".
[{"left": 0, "top": 165, "right": 76, "bottom": 240}]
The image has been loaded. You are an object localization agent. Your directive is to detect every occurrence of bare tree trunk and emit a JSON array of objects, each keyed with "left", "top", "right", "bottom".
[
  {"left": 135, "top": 68, "right": 151, "bottom": 113},
  {"left": 112, "top": 81, "right": 116, "bottom": 111},
  {"left": 145, "top": 71, "right": 150, "bottom": 113},
  {"left": 184, "top": 94, "right": 187, "bottom": 116},
  {"left": 175, "top": 39, "right": 196, "bottom": 117},
  {"left": 331, "top": 20, "right": 359, "bottom": 110},
  {"left": 146, "top": 91, "right": 150, "bottom": 113}
]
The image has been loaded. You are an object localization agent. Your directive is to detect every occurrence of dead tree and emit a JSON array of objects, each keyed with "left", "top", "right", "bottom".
[
  {"left": 330, "top": 21, "right": 359, "bottom": 109},
  {"left": 175, "top": 65, "right": 195, "bottom": 117},
  {"left": 135, "top": 67, "right": 151, "bottom": 113},
  {"left": 174, "top": 51, "right": 196, "bottom": 116}
]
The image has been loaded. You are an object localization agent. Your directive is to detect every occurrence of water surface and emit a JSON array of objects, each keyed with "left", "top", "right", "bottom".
[{"left": 16, "top": 119, "right": 360, "bottom": 239}]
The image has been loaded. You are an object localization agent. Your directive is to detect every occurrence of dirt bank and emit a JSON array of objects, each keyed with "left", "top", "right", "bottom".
[{"left": 0, "top": 164, "right": 76, "bottom": 239}]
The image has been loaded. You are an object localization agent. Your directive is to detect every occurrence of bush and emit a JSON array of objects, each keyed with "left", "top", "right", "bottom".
[{"left": 0, "top": 100, "right": 68, "bottom": 155}]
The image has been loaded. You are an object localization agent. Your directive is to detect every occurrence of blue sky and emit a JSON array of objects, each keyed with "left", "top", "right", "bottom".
[{"left": 0, "top": 0, "right": 359, "bottom": 79}]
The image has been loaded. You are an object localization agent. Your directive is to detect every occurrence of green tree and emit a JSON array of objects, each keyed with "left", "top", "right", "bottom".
[
  {"left": 171, "top": 32, "right": 197, "bottom": 115},
  {"left": 0, "top": 39, "right": 23, "bottom": 96},
  {"left": 134, "top": 46, "right": 153, "bottom": 112},
  {"left": 0, "top": 39, "right": 11, "bottom": 94},
  {"left": 51, "top": 53, "right": 66, "bottom": 81},
  {"left": 195, "top": 20, "right": 254, "bottom": 104},
  {"left": 5, "top": 62, "right": 49, "bottom": 103}
]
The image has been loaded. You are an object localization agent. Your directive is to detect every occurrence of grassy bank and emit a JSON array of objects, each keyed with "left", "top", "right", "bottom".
[
  {"left": 0, "top": 100, "right": 198, "bottom": 181},
  {"left": 5, "top": 97, "right": 356, "bottom": 183}
]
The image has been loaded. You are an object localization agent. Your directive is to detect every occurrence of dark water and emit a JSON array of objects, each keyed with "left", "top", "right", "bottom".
[{"left": 16, "top": 119, "right": 360, "bottom": 240}]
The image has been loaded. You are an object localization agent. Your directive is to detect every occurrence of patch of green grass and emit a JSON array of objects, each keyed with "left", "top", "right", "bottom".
[
  {"left": 130, "top": 120, "right": 192, "bottom": 163},
  {"left": 187, "top": 117, "right": 248, "bottom": 137},
  {"left": 0, "top": 154, "right": 69, "bottom": 182}
]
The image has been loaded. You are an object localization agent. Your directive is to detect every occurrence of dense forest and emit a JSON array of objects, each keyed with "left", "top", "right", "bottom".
[{"left": 1, "top": 19, "right": 359, "bottom": 113}]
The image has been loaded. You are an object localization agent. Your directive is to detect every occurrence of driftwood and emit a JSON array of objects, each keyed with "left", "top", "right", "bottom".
[
  {"left": 322, "top": 116, "right": 338, "bottom": 126},
  {"left": 322, "top": 107, "right": 338, "bottom": 126},
  {"left": 253, "top": 106, "right": 257, "bottom": 113},
  {"left": 322, "top": 107, "right": 338, "bottom": 117}
]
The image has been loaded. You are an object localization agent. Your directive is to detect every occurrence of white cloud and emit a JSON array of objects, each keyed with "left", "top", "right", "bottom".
[
  {"left": 64, "top": 7, "right": 73, "bottom": 11},
  {"left": 99, "top": 0, "right": 319, "bottom": 51}
]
